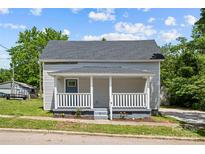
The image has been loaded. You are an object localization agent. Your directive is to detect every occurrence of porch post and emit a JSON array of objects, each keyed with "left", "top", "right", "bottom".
[
  {"left": 109, "top": 76, "right": 113, "bottom": 120},
  {"left": 90, "top": 76, "right": 93, "bottom": 109},
  {"left": 54, "top": 77, "right": 58, "bottom": 109},
  {"left": 146, "top": 76, "right": 150, "bottom": 109}
]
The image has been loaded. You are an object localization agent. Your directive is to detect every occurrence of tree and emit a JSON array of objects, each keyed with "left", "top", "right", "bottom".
[
  {"left": 101, "top": 37, "right": 107, "bottom": 41},
  {"left": 191, "top": 8, "right": 205, "bottom": 53},
  {"left": 0, "top": 68, "right": 11, "bottom": 83},
  {"left": 160, "top": 36, "right": 205, "bottom": 109},
  {"left": 9, "top": 27, "right": 68, "bottom": 88}
]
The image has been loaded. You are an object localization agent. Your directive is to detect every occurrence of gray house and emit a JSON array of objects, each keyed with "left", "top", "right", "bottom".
[
  {"left": 0, "top": 81, "right": 35, "bottom": 98},
  {"left": 40, "top": 40, "right": 164, "bottom": 120}
]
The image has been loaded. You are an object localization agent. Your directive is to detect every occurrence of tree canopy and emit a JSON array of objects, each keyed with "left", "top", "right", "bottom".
[
  {"left": 161, "top": 8, "right": 205, "bottom": 110},
  {"left": 9, "top": 27, "right": 68, "bottom": 87}
]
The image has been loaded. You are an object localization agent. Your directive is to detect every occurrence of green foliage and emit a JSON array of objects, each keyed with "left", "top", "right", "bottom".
[
  {"left": 101, "top": 37, "right": 107, "bottom": 41},
  {"left": 191, "top": 8, "right": 205, "bottom": 54},
  {"left": 75, "top": 108, "right": 81, "bottom": 118},
  {"left": 0, "top": 68, "right": 11, "bottom": 83},
  {"left": 161, "top": 9, "right": 205, "bottom": 110},
  {"left": 9, "top": 27, "right": 68, "bottom": 87}
]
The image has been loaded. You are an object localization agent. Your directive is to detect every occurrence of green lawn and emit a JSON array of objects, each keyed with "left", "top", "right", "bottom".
[
  {"left": 0, "top": 98, "right": 180, "bottom": 123},
  {"left": 0, "top": 117, "right": 204, "bottom": 138},
  {"left": 0, "top": 98, "right": 52, "bottom": 117}
]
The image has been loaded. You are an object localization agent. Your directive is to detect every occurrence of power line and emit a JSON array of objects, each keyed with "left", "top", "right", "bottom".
[{"left": 0, "top": 44, "right": 9, "bottom": 50}]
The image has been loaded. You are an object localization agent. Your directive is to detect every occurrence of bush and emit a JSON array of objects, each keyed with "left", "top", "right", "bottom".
[
  {"left": 192, "top": 102, "right": 205, "bottom": 111},
  {"left": 75, "top": 108, "right": 81, "bottom": 118}
]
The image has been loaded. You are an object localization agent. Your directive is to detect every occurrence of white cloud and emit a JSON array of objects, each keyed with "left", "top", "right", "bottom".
[
  {"left": 180, "top": 24, "right": 185, "bottom": 27},
  {"left": 184, "top": 15, "right": 198, "bottom": 26},
  {"left": 160, "top": 29, "right": 181, "bottom": 42},
  {"left": 165, "top": 16, "right": 176, "bottom": 26},
  {"left": 115, "top": 22, "right": 156, "bottom": 36},
  {"left": 143, "top": 8, "right": 151, "bottom": 12},
  {"left": 83, "top": 33, "right": 146, "bottom": 41},
  {"left": 88, "top": 9, "right": 115, "bottom": 21},
  {"left": 71, "top": 8, "right": 83, "bottom": 14},
  {"left": 123, "top": 12, "right": 128, "bottom": 18},
  {"left": 148, "top": 17, "right": 155, "bottom": 23},
  {"left": 0, "top": 8, "right": 9, "bottom": 14},
  {"left": 137, "top": 8, "right": 151, "bottom": 12},
  {"left": 62, "top": 29, "right": 70, "bottom": 35},
  {"left": 0, "top": 23, "right": 27, "bottom": 30},
  {"left": 30, "top": 8, "right": 42, "bottom": 16}
]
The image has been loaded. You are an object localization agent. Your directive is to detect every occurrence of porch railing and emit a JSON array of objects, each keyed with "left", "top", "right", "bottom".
[
  {"left": 56, "top": 93, "right": 91, "bottom": 108},
  {"left": 112, "top": 93, "right": 147, "bottom": 108}
]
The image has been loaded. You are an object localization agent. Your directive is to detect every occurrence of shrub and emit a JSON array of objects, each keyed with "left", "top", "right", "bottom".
[{"left": 75, "top": 108, "right": 81, "bottom": 118}]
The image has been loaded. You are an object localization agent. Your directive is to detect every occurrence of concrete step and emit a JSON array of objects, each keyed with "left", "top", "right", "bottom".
[{"left": 94, "top": 108, "right": 108, "bottom": 120}]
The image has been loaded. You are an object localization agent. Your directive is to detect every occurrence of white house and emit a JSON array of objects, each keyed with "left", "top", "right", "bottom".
[{"left": 40, "top": 40, "right": 164, "bottom": 120}]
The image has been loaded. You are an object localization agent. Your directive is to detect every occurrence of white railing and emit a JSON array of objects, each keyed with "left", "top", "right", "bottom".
[
  {"left": 56, "top": 93, "right": 91, "bottom": 108},
  {"left": 112, "top": 93, "right": 148, "bottom": 108}
]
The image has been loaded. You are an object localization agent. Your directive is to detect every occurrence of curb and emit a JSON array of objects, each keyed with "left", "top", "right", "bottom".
[{"left": 0, "top": 128, "right": 205, "bottom": 142}]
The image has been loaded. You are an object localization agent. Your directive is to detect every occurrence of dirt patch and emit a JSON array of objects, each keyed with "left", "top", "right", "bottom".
[
  {"left": 54, "top": 114, "right": 94, "bottom": 120},
  {"left": 113, "top": 117, "right": 170, "bottom": 123}
]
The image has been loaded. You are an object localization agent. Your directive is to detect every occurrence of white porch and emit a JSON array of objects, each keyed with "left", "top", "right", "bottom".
[{"left": 52, "top": 75, "right": 152, "bottom": 120}]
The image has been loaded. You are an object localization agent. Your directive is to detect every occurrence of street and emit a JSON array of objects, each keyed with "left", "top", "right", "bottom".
[{"left": 0, "top": 130, "right": 204, "bottom": 145}]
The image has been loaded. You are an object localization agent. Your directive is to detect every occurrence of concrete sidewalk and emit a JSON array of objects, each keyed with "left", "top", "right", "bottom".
[
  {"left": 0, "top": 114, "right": 177, "bottom": 127},
  {"left": 160, "top": 108, "right": 205, "bottom": 124}
]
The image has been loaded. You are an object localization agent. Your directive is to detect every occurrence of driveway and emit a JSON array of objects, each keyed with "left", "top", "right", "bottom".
[
  {"left": 0, "top": 130, "right": 204, "bottom": 145},
  {"left": 160, "top": 108, "right": 205, "bottom": 125}
]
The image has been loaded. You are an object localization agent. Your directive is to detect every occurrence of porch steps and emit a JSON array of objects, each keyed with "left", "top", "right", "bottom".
[{"left": 94, "top": 108, "right": 108, "bottom": 120}]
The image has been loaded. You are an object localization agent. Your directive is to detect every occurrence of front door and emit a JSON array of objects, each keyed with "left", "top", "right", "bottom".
[
  {"left": 93, "top": 78, "right": 109, "bottom": 108},
  {"left": 65, "top": 79, "right": 78, "bottom": 93}
]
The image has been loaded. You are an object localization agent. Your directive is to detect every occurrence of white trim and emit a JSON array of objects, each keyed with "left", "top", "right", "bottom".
[
  {"left": 64, "top": 78, "right": 79, "bottom": 93},
  {"left": 90, "top": 76, "right": 93, "bottom": 109},
  {"left": 50, "top": 73, "right": 155, "bottom": 77},
  {"left": 109, "top": 76, "right": 113, "bottom": 120},
  {"left": 40, "top": 59, "right": 164, "bottom": 63}
]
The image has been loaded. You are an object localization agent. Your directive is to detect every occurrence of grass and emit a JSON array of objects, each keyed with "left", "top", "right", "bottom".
[
  {"left": 151, "top": 115, "right": 179, "bottom": 123},
  {"left": 0, "top": 117, "right": 204, "bottom": 138},
  {"left": 0, "top": 98, "right": 52, "bottom": 117}
]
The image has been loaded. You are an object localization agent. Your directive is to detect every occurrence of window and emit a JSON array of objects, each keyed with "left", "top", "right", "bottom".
[
  {"left": 66, "top": 79, "right": 77, "bottom": 87},
  {"left": 65, "top": 79, "right": 78, "bottom": 93},
  {"left": 68, "top": 80, "right": 77, "bottom": 87}
]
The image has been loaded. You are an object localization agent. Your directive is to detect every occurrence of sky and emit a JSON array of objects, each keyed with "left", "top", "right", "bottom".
[{"left": 0, "top": 8, "right": 201, "bottom": 69}]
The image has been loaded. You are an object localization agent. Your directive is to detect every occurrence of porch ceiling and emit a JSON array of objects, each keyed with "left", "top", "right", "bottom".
[{"left": 48, "top": 66, "right": 154, "bottom": 77}]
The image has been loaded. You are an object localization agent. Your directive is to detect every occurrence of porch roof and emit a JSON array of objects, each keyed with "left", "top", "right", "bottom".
[{"left": 48, "top": 66, "right": 154, "bottom": 77}]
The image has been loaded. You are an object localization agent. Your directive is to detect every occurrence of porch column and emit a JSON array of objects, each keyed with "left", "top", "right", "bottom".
[
  {"left": 54, "top": 76, "right": 58, "bottom": 109},
  {"left": 90, "top": 76, "right": 93, "bottom": 109},
  {"left": 109, "top": 76, "right": 113, "bottom": 120},
  {"left": 146, "top": 76, "right": 151, "bottom": 109}
]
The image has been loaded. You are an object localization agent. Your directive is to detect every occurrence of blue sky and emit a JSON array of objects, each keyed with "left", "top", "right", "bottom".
[{"left": 0, "top": 8, "right": 201, "bottom": 68}]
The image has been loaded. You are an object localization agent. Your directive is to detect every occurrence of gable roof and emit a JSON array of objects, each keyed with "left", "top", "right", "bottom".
[
  {"left": 40, "top": 40, "right": 164, "bottom": 62},
  {"left": 0, "top": 81, "right": 34, "bottom": 89}
]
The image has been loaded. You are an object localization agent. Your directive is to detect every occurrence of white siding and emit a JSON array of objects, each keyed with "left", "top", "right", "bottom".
[{"left": 43, "top": 62, "right": 160, "bottom": 110}]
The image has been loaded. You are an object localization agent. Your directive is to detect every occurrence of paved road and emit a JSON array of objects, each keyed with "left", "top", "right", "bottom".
[
  {"left": 160, "top": 108, "right": 205, "bottom": 125},
  {"left": 0, "top": 131, "right": 204, "bottom": 145}
]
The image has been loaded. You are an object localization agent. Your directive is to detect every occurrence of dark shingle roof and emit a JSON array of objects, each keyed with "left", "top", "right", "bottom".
[
  {"left": 49, "top": 66, "right": 154, "bottom": 75},
  {"left": 40, "top": 40, "right": 164, "bottom": 61}
]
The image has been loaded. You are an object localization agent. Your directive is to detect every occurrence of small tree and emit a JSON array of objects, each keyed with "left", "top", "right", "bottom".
[{"left": 101, "top": 37, "right": 107, "bottom": 41}]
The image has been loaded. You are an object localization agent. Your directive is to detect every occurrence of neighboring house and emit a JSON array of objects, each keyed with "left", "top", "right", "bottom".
[
  {"left": 0, "top": 81, "right": 36, "bottom": 99},
  {"left": 40, "top": 40, "right": 164, "bottom": 120}
]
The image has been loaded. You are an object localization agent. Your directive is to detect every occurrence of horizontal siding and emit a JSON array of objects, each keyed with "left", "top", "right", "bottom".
[{"left": 43, "top": 62, "right": 160, "bottom": 110}]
